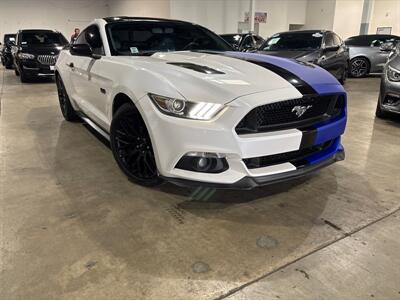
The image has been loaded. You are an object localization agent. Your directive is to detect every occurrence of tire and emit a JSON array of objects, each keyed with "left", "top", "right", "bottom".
[
  {"left": 350, "top": 57, "right": 369, "bottom": 78},
  {"left": 110, "top": 103, "right": 163, "bottom": 186},
  {"left": 15, "top": 69, "right": 20, "bottom": 76},
  {"left": 375, "top": 97, "right": 389, "bottom": 119},
  {"left": 5, "top": 64, "right": 13, "bottom": 70},
  {"left": 20, "top": 71, "right": 31, "bottom": 83},
  {"left": 56, "top": 75, "right": 79, "bottom": 121},
  {"left": 339, "top": 65, "right": 348, "bottom": 84}
]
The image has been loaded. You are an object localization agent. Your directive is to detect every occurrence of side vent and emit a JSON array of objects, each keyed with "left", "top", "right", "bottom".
[{"left": 167, "top": 62, "right": 224, "bottom": 74}]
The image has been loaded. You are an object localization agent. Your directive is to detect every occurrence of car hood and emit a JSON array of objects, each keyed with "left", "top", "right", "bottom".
[
  {"left": 112, "top": 51, "right": 342, "bottom": 104},
  {"left": 256, "top": 50, "right": 317, "bottom": 60}
]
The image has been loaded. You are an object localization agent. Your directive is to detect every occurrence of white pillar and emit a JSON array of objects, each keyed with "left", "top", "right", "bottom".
[{"left": 249, "top": 0, "right": 255, "bottom": 33}]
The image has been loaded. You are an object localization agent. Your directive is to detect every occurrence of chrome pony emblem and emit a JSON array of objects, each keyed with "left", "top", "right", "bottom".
[{"left": 292, "top": 105, "right": 312, "bottom": 118}]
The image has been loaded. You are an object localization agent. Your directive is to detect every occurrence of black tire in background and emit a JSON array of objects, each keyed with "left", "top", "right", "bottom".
[
  {"left": 350, "top": 57, "right": 370, "bottom": 78},
  {"left": 339, "top": 64, "right": 348, "bottom": 84},
  {"left": 20, "top": 71, "right": 31, "bottom": 83},
  {"left": 375, "top": 97, "right": 389, "bottom": 119},
  {"left": 110, "top": 103, "right": 163, "bottom": 186},
  {"left": 55, "top": 75, "right": 80, "bottom": 121},
  {"left": 15, "top": 69, "right": 20, "bottom": 76}
]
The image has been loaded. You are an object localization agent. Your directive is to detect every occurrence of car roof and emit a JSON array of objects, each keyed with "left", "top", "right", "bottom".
[
  {"left": 18, "top": 29, "right": 60, "bottom": 34},
  {"left": 275, "top": 30, "right": 326, "bottom": 35},
  {"left": 103, "top": 16, "right": 195, "bottom": 25},
  {"left": 346, "top": 34, "right": 400, "bottom": 40}
]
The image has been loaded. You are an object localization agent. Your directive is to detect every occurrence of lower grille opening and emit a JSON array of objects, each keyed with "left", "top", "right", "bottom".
[{"left": 243, "top": 140, "right": 334, "bottom": 169}]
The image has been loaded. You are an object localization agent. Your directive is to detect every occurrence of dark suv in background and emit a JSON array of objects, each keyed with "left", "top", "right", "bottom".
[
  {"left": 257, "top": 30, "right": 349, "bottom": 84},
  {"left": 1, "top": 34, "right": 16, "bottom": 69},
  {"left": 345, "top": 34, "right": 400, "bottom": 77},
  {"left": 11, "top": 29, "right": 68, "bottom": 82}
]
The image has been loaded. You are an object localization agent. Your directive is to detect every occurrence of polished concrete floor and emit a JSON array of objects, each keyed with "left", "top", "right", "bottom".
[{"left": 0, "top": 67, "right": 399, "bottom": 300}]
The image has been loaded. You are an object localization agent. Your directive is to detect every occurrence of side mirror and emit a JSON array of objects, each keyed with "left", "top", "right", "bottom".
[
  {"left": 70, "top": 43, "right": 100, "bottom": 59},
  {"left": 380, "top": 42, "right": 394, "bottom": 52},
  {"left": 324, "top": 45, "right": 340, "bottom": 52}
]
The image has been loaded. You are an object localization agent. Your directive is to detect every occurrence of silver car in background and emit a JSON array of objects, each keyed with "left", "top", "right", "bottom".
[
  {"left": 345, "top": 34, "right": 399, "bottom": 77},
  {"left": 376, "top": 44, "right": 400, "bottom": 118}
]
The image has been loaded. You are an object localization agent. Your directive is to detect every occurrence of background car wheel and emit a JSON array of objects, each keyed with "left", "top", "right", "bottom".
[
  {"left": 56, "top": 75, "right": 79, "bottom": 121},
  {"left": 5, "top": 64, "right": 13, "bottom": 70},
  {"left": 110, "top": 103, "right": 163, "bottom": 186},
  {"left": 350, "top": 57, "right": 369, "bottom": 78},
  {"left": 20, "top": 71, "right": 31, "bottom": 83},
  {"left": 15, "top": 69, "right": 20, "bottom": 76},
  {"left": 375, "top": 98, "right": 389, "bottom": 119}
]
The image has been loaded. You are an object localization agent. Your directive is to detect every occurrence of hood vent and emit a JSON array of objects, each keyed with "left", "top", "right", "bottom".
[{"left": 167, "top": 62, "right": 224, "bottom": 74}]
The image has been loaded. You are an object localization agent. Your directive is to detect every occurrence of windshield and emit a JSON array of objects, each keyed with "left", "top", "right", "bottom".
[
  {"left": 106, "top": 21, "right": 232, "bottom": 56},
  {"left": 20, "top": 32, "right": 68, "bottom": 46},
  {"left": 260, "top": 32, "right": 323, "bottom": 51}
]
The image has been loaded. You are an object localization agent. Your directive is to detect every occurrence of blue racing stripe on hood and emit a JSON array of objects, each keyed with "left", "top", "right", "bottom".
[{"left": 225, "top": 52, "right": 345, "bottom": 95}]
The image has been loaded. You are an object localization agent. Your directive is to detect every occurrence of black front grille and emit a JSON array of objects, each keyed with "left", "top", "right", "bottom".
[
  {"left": 236, "top": 94, "right": 344, "bottom": 134},
  {"left": 243, "top": 140, "right": 334, "bottom": 169}
]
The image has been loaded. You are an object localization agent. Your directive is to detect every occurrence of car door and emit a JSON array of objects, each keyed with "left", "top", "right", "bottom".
[
  {"left": 68, "top": 25, "right": 109, "bottom": 128},
  {"left": 332, "top": 33, "right": 347, "bottom": 75},
  {"left": 371, "top": 36, "right": 396, "bottom": 72}
]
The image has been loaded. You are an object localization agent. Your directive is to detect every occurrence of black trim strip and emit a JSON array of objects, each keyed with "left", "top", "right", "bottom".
[
  {"left": 237, "top": 59, "right": 317, "bottom": 95},
  {"left": 300, "top": 127, "right": 317, "bottom": 149},
  {"left": 167, "top": 62, "right": 225, "bottom": 74}
]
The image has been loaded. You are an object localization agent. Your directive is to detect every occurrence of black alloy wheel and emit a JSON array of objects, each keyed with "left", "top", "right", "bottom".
[
  {"left": 110, "top": 103, "right": 162, "bottom": 186},
  {"left": 56, "top": 75, "right": 79, "bottom": 121},
  {"left": 350, "top": 57, "right": 369, "bottom": 78}
]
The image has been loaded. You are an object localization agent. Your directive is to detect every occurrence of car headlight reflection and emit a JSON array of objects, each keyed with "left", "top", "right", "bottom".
[
  {"left": 149, "top": 93, "right": 224, "bottom": 120},
  {"left": 18, "top": 53, "right": 35, "bottom": 60},
  {"left": 387, "top": 66, "right": 400, "bottom": 82}
]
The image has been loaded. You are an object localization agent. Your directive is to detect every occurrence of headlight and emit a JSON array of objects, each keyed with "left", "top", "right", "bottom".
[
  {"left": 18, "top": 53, "right": 35, "bottom": 60},
  {"left": 149, "top": 93, "right": 224, "bottom": 120},
  {"left": 387, "top": 66, "right": 400, "bottom": 82}
]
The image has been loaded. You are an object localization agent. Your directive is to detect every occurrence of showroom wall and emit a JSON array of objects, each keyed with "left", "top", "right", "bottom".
[
  {"left": 0, "top": 0, "right": 109, "bottom": 40},
  {"left": 369, "top": 0, "right": 400, "bottom": 35},
  {"left": 333, "top": 0, "right": 364, "bottom": 39},
  {"left": 108, "top": 0, "right": 170, "bottom": 18}
]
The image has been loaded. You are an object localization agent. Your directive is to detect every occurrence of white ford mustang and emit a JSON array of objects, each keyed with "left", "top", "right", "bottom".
[{"left": 55, "top": 17, "right": 347, "bottom": 189}]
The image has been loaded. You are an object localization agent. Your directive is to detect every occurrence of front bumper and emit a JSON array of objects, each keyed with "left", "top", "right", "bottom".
[
  {"left": 20, "top": 60, "right": 55, "bottom": 77},
  {"left": 379, "top": 71, "right": 400, "bottom": 114},
  {"left": 163, "top": 147, "right": 345, "bottom": 189},
  {"left": 137, "top": 90, "right": 347, "bottom": 188}
]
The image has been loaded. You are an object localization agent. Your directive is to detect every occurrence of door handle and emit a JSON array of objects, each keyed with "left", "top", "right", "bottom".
[{"left": 67, "top": 62, "right": 74, "bottom": 68}]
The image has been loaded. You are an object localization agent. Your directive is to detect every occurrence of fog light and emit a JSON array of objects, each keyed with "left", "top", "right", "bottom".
[
  {"left": 196, "top": 157, "right": 209, "bottom": 170},
  {"left": 175, "top": 152, "right": 229, "bottom": 173}
]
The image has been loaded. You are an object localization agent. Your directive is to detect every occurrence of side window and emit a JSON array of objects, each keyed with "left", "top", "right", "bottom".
[
  {"left": 242, "top": 36, "right": 254, "bottom": 49},
  {"left": 333, "top": 34, "right": 342, "bottom": 46},
  {"left": 324, "top": 33, "right": 334, "bottom": 47},
  {"left": 74, "top": 25, "right": 105, "bottom": 56}
]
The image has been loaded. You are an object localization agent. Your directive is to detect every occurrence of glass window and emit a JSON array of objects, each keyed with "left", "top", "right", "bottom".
[
  {"left": 106, "top": 21, "right": 232, "bottom": 56},
  {"left": 20, "top": 31, "right": 67, "bottom": 46},
  {"left": 260, "top": 32, "right": 323, "bottom": 51},
  {"left": 333, "top": 34, "right": 342, "bottom": 46},
  {"left": 241, "top": 36, "right": 254, "bottom": 49},
  {"left": 75, "top": 25, "right": 105, "bottom": 56},
  {"left": 324, "top": 33, "right": 335, "bottom": 47},
  {"left": 221, "top": 34, "right": 242, "bottom": 47}
]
